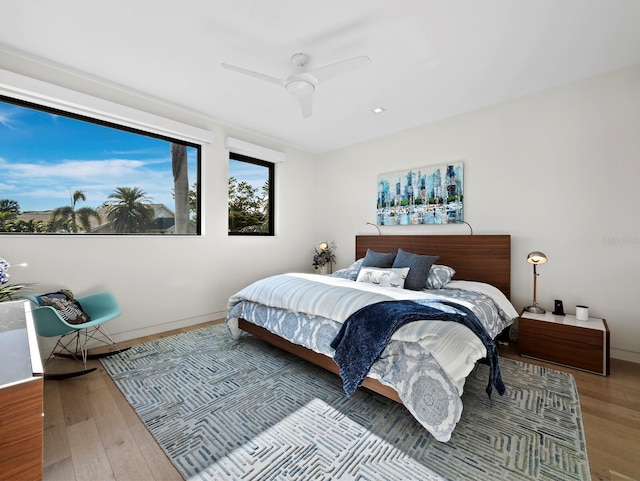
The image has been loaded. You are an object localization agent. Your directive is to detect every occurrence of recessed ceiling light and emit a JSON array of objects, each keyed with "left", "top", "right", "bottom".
[{"left": 372, "top": 107, "right": 386, "bottom": 114}]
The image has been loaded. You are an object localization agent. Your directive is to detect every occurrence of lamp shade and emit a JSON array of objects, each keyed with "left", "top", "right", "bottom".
[{"left": 527, "top": 251, "right": 548, "bottom": 265}]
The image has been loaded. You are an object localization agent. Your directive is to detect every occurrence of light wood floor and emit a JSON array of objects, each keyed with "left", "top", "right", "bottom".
[{"left": 42, "top": 321, "right": 639, "bottom": 481}]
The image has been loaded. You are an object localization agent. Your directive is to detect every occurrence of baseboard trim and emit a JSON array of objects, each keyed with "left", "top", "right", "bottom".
[{"left": 611, "top": 348, "right": 640, "bottom": 364}]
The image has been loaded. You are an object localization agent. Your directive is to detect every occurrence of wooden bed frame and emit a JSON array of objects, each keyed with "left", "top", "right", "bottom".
[
  {"left": 355, "top": 234, "right": 511, "bottom": 298},
  {"left": 238, "top": 234, "right": 511, "bottom": 403}
]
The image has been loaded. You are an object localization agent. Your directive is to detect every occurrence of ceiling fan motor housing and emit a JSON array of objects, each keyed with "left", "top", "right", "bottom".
[{"left": 291, "top": 52, "right": 309, "bottom": 68}]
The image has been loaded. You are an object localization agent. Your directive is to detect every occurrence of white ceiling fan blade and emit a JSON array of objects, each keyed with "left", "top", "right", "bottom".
[
  {"left": 298, "top": 93, "right": 313, "bottom": 118},
  {"left": 309, "top": 56, "right": 371, "bottom": 83},
  {"left": 221, "top": 63, "right": 286, "bottom": 86},
  {"left": 223, "top": 53, "right": 369, "bottom": 119}
]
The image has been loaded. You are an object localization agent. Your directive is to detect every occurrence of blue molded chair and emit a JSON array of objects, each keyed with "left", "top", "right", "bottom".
[{"left": 26, "top": 291, "right": 129, "bottom": 379}]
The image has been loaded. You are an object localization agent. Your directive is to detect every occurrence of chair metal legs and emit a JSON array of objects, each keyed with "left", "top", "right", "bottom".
[{"left": 44, "top": 325, "right": 130, "bottom": 380}]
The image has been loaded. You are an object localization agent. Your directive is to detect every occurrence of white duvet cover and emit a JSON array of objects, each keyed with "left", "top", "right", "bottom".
[{"left": 227, "top": 273, "right": 517, "bottom": 442}]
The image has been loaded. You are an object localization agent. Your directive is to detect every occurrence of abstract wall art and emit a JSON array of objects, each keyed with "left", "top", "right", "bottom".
[{"left": 376, "top": 161, "right": 464, "bottom": 226}]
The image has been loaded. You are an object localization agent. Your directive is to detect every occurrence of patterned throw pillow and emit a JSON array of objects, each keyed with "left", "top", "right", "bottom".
[
  {"left": 36, "top": 290, "right": 91, "bottom": 325},
  {"left": 425, "top": 265, "right": 456, "bottom": 289},
  {"left": 331, "top": 259, "right": 364, "bottom": 280},
  {"left": 355, "top": 267, "right": 410, "bottom": 289}
]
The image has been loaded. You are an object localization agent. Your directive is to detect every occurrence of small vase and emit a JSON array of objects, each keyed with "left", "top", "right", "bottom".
[{"left": 317, "top": 265, "right": 328, "bottom": 275}]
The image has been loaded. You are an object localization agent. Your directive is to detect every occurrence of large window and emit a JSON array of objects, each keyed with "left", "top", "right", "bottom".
[
  {"left": 228, "top": 152, "right": 274, "bottom": 235},
  {"left": 0, "top": 95, "right": 201, "bottom": 235}
]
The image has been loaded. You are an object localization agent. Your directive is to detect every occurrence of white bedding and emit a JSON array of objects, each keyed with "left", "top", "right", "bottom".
[{"left": 227, "top": 273, "right": 517, "bottom": 442}]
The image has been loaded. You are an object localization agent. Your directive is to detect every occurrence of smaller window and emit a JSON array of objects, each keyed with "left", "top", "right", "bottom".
[{"left": 228, "top": 153, "right": 274, "bottom": 236}]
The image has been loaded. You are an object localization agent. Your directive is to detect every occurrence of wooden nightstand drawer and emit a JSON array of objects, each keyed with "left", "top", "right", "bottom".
[{"left": 518, "top": 311, "right": 610, "bottom": 376}]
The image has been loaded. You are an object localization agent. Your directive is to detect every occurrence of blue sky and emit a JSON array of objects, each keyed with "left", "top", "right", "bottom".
[
  {"left": 229, "top": 158, "right": 269, "bottom": 191},
  {"left": 0, "top": 99, "right": 199, "bottom": 212}
]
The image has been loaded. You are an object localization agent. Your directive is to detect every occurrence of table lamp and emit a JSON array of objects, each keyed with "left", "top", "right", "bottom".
[{"left": 525, "top": 251, "right": 547, "bottom": 314}]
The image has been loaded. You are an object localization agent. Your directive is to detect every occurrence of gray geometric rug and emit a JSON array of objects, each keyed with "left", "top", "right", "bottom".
[{"left": 101, "top": 323, "right": 591, "bottom": 481}]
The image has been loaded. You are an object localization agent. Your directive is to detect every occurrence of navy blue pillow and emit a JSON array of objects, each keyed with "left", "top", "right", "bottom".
[
  {"left": 392, "top": 248, "right": 439, "bottom": 290},
  {"left": 360, "top": 249, "right": 397, "bottom": 268}
]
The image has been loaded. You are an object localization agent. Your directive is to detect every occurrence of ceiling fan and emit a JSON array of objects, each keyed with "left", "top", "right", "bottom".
[{"left": 221, "top": 53, "right": 371, "bottom": 118}]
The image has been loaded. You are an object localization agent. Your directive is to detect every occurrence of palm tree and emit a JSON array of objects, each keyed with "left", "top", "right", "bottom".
[
  {"left": 75, "top": 208, "right": 102, "bottom": 232},
  {"left": 27, "top": 219, "right": 48, "bottom": 232},
  {"left": 0, "top": 218, "right": 47, "bottom": 233},
  {"left": 0, "top": 211, "right": 16, "bottom": 228},
  {"left": 50, "top": 190, "right": 101, "bottom": 233},
  {"left": 104, "top": 187, "right": 154, "bottom": 233},
  {"left": 171, "top": 143, "right": 189, "bottom": 234}
]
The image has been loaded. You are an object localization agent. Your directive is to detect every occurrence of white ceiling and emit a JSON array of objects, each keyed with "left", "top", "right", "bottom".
[{"left": 1, "top": 0, "right": 640, "bottom": 154}]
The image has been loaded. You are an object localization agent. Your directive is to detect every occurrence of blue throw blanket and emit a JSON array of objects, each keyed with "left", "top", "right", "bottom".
[{"left": 330, "top": 299, "right": 505, "bottom": 399}]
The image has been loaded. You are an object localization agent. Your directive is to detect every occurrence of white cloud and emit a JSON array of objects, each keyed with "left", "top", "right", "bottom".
[
  {"left": 0, "top": 108, "right": 17, "bottom": 129},
  {"left": 7, "top": 158, "right": 146, "bottom": 180}
]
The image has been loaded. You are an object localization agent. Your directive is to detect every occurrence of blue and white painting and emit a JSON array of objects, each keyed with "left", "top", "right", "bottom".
[{"left": 376, "top": 162, "right": 464, "bottom": 226}]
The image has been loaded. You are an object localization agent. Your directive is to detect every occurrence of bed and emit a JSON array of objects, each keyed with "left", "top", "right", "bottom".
[{"left": 226, "top": 234, "right": 518, "bottom": 442}]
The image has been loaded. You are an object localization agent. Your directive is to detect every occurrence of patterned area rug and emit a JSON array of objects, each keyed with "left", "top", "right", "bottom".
[{"left": 101, "top": 323, "right": 591, "bottom": 481}]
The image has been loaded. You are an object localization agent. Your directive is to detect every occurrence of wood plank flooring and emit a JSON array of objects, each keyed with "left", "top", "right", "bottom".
[{"left": 42, "top": 321, "right": 639, "bottom": 481}]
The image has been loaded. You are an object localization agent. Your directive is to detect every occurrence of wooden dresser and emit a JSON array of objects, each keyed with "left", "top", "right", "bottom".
[{"left": 0, "top": 300, "right": 44, "bottom": 481}]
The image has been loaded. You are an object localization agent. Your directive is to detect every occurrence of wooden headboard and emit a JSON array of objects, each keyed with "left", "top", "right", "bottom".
[{"left": 355, "top": 235, "right": 511, "bottom": 299}]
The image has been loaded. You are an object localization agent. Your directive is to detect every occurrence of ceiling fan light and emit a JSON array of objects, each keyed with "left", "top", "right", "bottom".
[{"left": 286, "top": 80, "right": 315, "bottom": 97}]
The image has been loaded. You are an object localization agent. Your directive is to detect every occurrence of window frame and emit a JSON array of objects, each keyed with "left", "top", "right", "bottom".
[
  {"left": 228, "top": 152, "right": 275, "bottom": 237},
  {"left": 0, "top": 94, "right": 202, "bottom": 236}
]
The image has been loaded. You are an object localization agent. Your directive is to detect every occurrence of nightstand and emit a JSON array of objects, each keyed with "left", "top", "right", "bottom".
[{"left": 518, "top": 310, "right": 610, "bottom": 376}]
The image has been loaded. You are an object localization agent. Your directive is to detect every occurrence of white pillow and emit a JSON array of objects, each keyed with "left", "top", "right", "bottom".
[{"left": 356, "top": 267, "right": 410, "bottom": 289}]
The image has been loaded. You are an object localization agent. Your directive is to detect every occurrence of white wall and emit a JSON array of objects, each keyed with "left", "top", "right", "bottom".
[
  {"left": 3, "top": 50, "right": 639, "bottom": 364},
  {"left": 0, "top": 53, "right": 320, "bottom": 355},
  {"left": 317, "top": 64, "right": 640, "bottom": 363}
]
